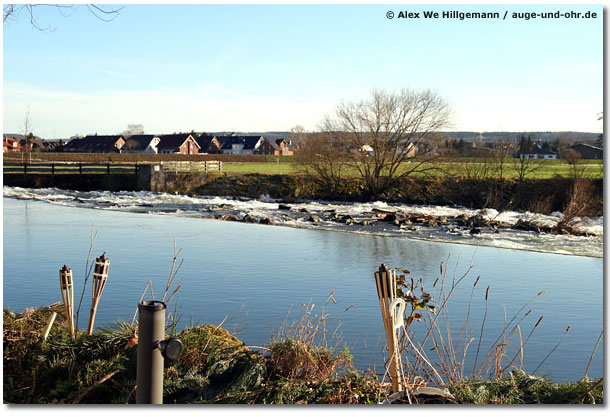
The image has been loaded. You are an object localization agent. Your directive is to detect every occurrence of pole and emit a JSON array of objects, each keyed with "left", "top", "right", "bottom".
[{"left": 136, "top": 300, "right": 166, "bottom": 404}]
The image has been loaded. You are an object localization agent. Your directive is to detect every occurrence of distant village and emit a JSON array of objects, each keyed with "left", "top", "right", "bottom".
[
  {"left": 2, "top": 129, "right": 603, "bottom": 160},
  {"left": 2, "top": 132, "right": 295, "bottom": 157}
]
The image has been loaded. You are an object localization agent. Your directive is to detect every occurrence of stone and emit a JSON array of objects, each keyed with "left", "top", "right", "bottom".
[
  {"left": 308, "top": 215, "right": 321, "bottom": 223},
  {"left": 259, "top": 217, "right": 276, "bottom": 225},
  {"left": 278, "top": 204, "right": 291, "bottom": 210},
  {"left": 242, "top": 214, "right": 258, "bottom": 223},
  {"left": 467, "top": 214, "right": 489, "bottom": 228}
]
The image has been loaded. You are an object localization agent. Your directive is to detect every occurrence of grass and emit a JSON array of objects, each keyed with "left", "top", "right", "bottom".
[
  {"left": 5, "top": 153, "right": 603, "bottom": 179},
  {"left": 222, "top": 159, "right": 603, "bottom": 179}
]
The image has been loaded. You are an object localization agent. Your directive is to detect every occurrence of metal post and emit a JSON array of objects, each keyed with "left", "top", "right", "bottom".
[{"left": 136, "top": 300, "right": 166, "bottom": 404}]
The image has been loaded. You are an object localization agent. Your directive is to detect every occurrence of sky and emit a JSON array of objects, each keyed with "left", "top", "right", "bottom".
[{"left": 1, "top": 1, "right": 604, "bottom": 139}]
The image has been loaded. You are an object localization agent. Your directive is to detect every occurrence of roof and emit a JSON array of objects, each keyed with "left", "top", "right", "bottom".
[
  {"left": 221, "top": 135, "right": 264, "bottom": 150},
  {"left": 196, "top": 135, "right": 216, "bottom": 151},
  {"left": 158, "top": 134, "right": 199, "bottom": 149},
  {"left": 571, "top": 143, "right": 602, "bottom": 152},
  {"left": 123, "top": 135, "right": 159, "bottom": 151},
  {"left": 65, "top": 135, "right": 124, "bottom": 152},
  {"left": 522, "top": 144, "right": 557, "bottom": 156}
]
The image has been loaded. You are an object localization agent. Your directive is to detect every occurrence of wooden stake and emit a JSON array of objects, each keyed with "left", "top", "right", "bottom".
[
  {"left": 375, "top": 264, "right": 403, "bottom": 393},
  {"left": 59, "top": 265, "right": 75, "bottom": 340},
  {"left": 42, "top": 312, "right": 57, "bottom": 343},
  {"left": 87, "top": 254, "right": 110, "bottom": 335}
]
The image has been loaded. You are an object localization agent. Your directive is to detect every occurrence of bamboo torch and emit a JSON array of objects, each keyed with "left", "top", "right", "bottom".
[
  {"left": 374, "top": 264, "right": 403, "bottom": 393},
  {"left": 59, "top": 265, "right": 75, "bottom": 341},
  {"left": 87, "top": 254, "right": 110, "bottom": 335}
]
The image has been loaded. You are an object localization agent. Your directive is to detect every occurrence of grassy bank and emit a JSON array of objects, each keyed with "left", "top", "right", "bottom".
[{"left": 3, "top": 304, "right": 603, "bottom": 404}]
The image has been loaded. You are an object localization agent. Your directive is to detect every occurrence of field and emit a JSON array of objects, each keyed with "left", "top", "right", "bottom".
[
  {"left": 221, "top": 158, "right": 603, "bottom": 180},
  {"left": 3, "top": 153, "right": 603, "bottom": 180}
]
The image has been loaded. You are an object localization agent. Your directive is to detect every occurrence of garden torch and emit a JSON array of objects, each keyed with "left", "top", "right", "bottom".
[
  {"left": 59, "top": 265, "right": 75, "bottom": 340},
  {"left": 87, "top": 254, "right": 110, "bottom": 335}
]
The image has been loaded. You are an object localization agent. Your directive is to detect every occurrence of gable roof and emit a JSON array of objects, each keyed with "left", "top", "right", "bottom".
[
  {"left": 221, "top": 135, "right": 264, "bottom": 150},
  {"left": 65, "top": 135, "right": 125, "bottom": 152},
  {"left": 158, "top": 134, "right": 200, "bottom": 149},
  {"left": 196, "top": 135, "right": 217, "bottom": 151},
  {"left": 571, "top": 143, "right": 602, "bottom": 152},
  {"left": 123, "top": 135, "right": 159, "bottom": 151},
  {"left": 520, "top": 144, "right": 557, "bottom": 156}
]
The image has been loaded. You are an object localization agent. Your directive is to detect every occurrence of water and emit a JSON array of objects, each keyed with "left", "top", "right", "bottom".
[{"left": 2, "top": 194, "right": 603, "bottom": 383}]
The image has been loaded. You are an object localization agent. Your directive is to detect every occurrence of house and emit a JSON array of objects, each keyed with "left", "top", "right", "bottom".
[
  {"left": 258, "top": 138, "right": 295, "bottom": 156},
  {"left": 19, "top": 137, "right": 46, "bottom": 152},
  {"left": 3, "top": 135, "right": 22, "bottom": 152},
  {"left": 570, "top": 143, "right": 603, "bottom": 160},
  {"left": 519, "top": 144, "right": 558, "bottom": 160},
  {"left": 157, "top": 134, "right": 200, "bottom": 154},
  {"left": 196, "top": 135, "right": 223, "bottom": 154},
  {"left": 64, "top": 135, "right": 126, "bottom": 153},
  {"left": 221, "top": 135, "right": 264, "bottom": 155},
  {"left": 122, "top": 135, "right": 161, "bottom": 154},
  {"left": 357, "top": 142, "right": 415, "bottom": 158}
]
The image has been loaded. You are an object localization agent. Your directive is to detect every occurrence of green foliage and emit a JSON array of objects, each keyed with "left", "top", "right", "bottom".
[
  {"left": 3, "top": 306, "right": 603, "bottom": 404},
  {"left": 449, "top": 370, "right": 603, "bottom": 404}
]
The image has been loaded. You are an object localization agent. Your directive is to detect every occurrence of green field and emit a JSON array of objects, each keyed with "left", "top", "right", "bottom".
[{"left": 222, "top": 158, "right": 603, "bottom": 180}]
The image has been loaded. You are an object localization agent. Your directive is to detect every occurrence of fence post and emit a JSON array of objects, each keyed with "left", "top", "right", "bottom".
[
  {"left": 23, "top": 162, "right": 27, "bottom": 175},
  {"left": 79, "top": 162, "right": 82, "bottom": 175},
  {"left": 135, "top": 162, "right": 138, "bottom": 175},
  {"left": 51, "top": 163, "right": 55, "bottom": 175},
  {"left": 107, "top": 162, "right": 111, "bottom": 175}
]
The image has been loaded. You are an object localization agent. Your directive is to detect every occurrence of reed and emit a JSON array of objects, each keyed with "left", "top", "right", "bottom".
[{"left": 389, "top": 256, "right": 570, "bottom": 388}]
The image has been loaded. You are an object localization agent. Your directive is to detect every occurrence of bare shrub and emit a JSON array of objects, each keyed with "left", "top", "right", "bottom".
[{"left": 556, "top": 178, "right": 596, "bottom": 230}]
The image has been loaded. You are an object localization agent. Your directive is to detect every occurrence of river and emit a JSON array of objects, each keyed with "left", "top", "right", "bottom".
[{"left": 2, "top": 188, "right": 604, "bottom": 383}]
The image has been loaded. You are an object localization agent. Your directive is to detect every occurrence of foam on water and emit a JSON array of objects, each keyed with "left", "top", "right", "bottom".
[{"left": 3, "top": 186, "right": 602, "bottom": 258}]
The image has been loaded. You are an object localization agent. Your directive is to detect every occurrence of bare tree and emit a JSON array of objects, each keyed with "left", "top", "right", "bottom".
[
  {"left": 4, "top": 4, "right": 122, "bottom": 31},
  {"left": 491, "top": 137, "right": 514, "bottom": 181},
  {"left": 511, "top": 155, "right": 541, "bottom": 182},
  {"left": 122, "top": 123, "right": 145, "bottom": 138},
  {"left": 289, "top": 124, "right": 307, "bottom": 149},
  {"left": 295, "top": 132, "right": 349, "bottom": 195},
  {"left": 564, "top": 148, "right": 588, "bottom": 179},
  {"left": 320, "top": 89, "right": 451, "bottom": 200},
  {"left": 22, "top": 105, "right": 33, "bottom": 163}
]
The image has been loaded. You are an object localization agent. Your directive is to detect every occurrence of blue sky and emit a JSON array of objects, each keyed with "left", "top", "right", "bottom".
[{"left": 2, "top": 2, "right": 604, "bottom": 138}]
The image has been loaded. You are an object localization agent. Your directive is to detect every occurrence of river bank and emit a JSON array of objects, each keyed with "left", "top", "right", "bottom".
[
  {"left": 3, "top": 304, "right": 603, "bottom": 404},
  {"left": 3, "top": 171, "right": 603, "bottom": 218}
]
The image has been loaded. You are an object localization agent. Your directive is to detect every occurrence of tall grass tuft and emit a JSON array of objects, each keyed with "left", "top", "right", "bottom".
[{"left": 268, "top": 290, "right": 352, "bottom": 380}]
